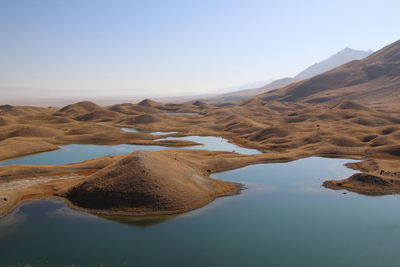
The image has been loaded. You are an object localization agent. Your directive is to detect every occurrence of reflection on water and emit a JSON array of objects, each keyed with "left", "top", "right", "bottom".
[
  {"left": 47, "top": 205, "right": 97, "bottom": 221},
  {"left": 102, "top": 214, "right": 176, "bottom": 227},
  {"left": 0, "top": 207, "right": 27, "bottom": 237},
  {"left": 3, "top": 157, "right": 400, "bottom": 266}
]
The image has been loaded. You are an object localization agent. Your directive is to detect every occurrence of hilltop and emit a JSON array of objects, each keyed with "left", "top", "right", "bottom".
[
  {"left": 189, "top": 47, "right": 372, "bottom": 103},
  {"left": 259, "top": 40, "right": 400, "bottom": 107},
  {"left": 294, "top": 47, "right": 373, "bottom": 80},
  {"left": 66, "top": 150, "right": 241, "bottom": 215}
]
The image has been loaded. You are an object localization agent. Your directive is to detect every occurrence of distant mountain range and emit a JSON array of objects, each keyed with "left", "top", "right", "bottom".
[
  {"left": 294, "top": 47, "right": 373, "bottom": 80},
  {"left": 0, "top": 46, "right": 378, "bottom": 107},
  {"left": 259, "top": 40, "right": 400, "bottom": 106},
  {"left": 193, "top": 47, "right": 373, "bottom": 103}
]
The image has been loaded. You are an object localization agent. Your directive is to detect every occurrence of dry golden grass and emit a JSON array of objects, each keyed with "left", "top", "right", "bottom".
[{"left": 1, "top": 95, "right": 400, "bottom": 216}]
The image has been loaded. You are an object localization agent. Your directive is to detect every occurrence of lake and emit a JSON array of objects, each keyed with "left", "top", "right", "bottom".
[
  {"left": 1, "top": 157, "right": 400, "bottom": 266},
  {"left": 156, "top": 135, "right": 260, "bottom": 154},
  {"left": 0, "top": 135, "right": 259, "bottom": 166}
]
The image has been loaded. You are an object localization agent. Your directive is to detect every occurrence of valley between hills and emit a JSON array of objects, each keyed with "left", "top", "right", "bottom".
[{"left": 0, "top": 40, "right": 400, "bottom": 218}]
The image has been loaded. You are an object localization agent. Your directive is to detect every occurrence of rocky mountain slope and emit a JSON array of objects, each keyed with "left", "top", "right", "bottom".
[
  {"left": 194, "top": 48, "right": 372, "bottom": 103},
  {"left": 259, "top": 40, "right": 400, "bottom": 107}
]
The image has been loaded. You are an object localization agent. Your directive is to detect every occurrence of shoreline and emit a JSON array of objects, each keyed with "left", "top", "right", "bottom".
[
  {"left": 0, "top": 150, "right": 398, "bottom": 219},
  {"left": 0, "top": 99, "right": 399, "bottom": 217},
  {"left": 0, "top": 150, "right": 381, "bottom": 219},
  {"left": 0, "top": 149, "right": 370, "bottom": 219}
]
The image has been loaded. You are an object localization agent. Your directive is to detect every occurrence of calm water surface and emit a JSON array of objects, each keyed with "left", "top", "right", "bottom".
[
  {"left": 1, "top": 157, "right": 400, "bottom": 266},
  {"left": 157, "top": 135, "right": 259, "bottom": 154},
  {"left": 0, "top": 134, "right": 399, "bottom": 266},
  {"left": 0, "top": 144, "right": 169, "bottom": 166},
  {"left": 0, "top": 135, "right": 258, "bottom": 166}
]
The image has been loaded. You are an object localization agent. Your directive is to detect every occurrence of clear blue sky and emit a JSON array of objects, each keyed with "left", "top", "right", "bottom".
[{"left": 0, "top": 0, "right": 399, "bottom": 98}]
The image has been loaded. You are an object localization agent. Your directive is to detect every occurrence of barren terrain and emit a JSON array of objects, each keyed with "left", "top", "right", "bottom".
[
  {"left": 0, "top": 94, "right": 399, "bottom": 216},
  {"left": 2, "top": 40, "right": 400, "bottom": 217}
]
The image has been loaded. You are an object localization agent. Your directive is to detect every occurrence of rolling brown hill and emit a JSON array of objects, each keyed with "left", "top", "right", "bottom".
[
  {"left": 1, "top": 94, "right": 400, "bottom": 215},
  {"left": 259, "top": 40, "right": 400, "bottom": 107},
  {"left": 66, "top": 150, "right": 241, "bottom": 215}
]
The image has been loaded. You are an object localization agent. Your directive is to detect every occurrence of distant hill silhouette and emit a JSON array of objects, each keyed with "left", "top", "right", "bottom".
[
  {"left": 259, "top": 40, "right": 400, "bottom": 106},
  {"left": 193, "top": 48, "right": 373, "bottom": 103},
  {"left": 294, "top": 47, "right": 373, "bottom": 80}
]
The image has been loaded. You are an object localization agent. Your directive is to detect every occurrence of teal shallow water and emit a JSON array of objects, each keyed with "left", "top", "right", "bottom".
[
  {"left": 0, "top": 135, "right": 258, "bottom": 166},
  {"left": 122, "top": 128, "right": 257, "bottom": 153},
  {"left": 121, "top": 128, "right": 258, "bottom": 153},
  {"left": 1, "top": 157, "right": 400, "bottom": 266},
  {"left": 157, "top": 135, "right": 260, "bottom": 154},
  {"left": 0, "top": 144, "right": 169, "bottom": 166}
]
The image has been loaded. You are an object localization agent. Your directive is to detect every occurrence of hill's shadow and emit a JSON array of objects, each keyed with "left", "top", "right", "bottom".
[{"left": 101, "top": 214, "right": 178, "bottom": 227}]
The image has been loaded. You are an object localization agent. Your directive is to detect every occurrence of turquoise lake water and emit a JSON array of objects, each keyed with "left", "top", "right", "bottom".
[
  {"left": 157, "top": 135, "right": 260, "bottom": 154},
  {"left": 0, "top": 135, "right": 258, "bottom": 166},
  {"left": 1, "top": 157, "right": 400, "bottom": 266},
  {"left": 0, "top": 144, "right": 169, "bottom": 166},
  {"left": 1, "top": 133, "right": 399, "bottom": 266}
]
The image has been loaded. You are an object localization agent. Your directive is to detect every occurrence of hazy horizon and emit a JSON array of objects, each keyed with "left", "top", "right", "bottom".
[{"left": 1, "top": 0, "right": 399, "bottom": 100}]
